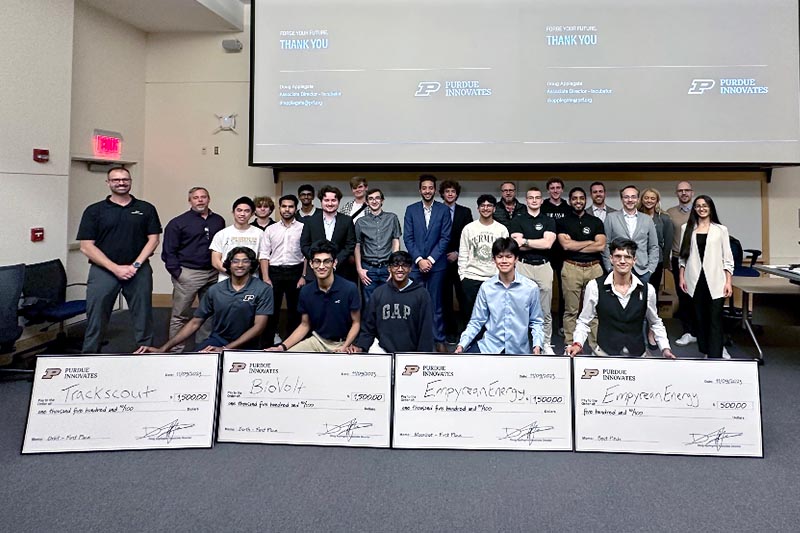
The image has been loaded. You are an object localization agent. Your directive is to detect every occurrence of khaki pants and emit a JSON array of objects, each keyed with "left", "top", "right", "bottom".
[
  {"left": 561, "top": 261, "right": 603, "bottom": 346},
  {"left": 289, "top": 331, "right": 346, "bottom": 352},
  {"left": 169, "top": 267, "right": 218, "bottom": 352},
  {"left": 516, "top": 261, "right": 553, "bottom": 345}
]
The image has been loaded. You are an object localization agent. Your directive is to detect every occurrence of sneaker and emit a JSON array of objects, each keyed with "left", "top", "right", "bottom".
[
  {"left": 675, "top": 333, "right": 697, "bottom": 346},
  {"left": 722, "top": 347, "right": 732, "bottom": 359},
  {"left": 542, "top": 344, "right": 555, "bottom": 355}
]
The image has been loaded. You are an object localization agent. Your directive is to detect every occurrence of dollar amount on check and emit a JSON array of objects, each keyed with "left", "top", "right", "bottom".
[
  {"left": 23, "top": 354, "right": 219, "bottom": 453},
  {"left": 573, "top": 358, "right": 763, "bottom": 457},
  {"left": 393, "top": 354, "right": 573, "bottom": 451},
  {"left": 217, "top": 351, "right": 392, "bottom": 447}
]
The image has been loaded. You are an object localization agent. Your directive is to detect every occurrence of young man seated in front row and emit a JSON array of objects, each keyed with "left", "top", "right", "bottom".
[
  {"left": 455, "top": 237, "right": 545, "bottom": 355},
  {"left": 566, "top": 238, "right": 676, "bottom": 359},
  {"left": 136, "top": 247, "right": 273, "bottom": 353},
  {"left": 267, "top": 240, "right": 361, "bottom": 353},
  {"left": 349, "top": 251, "right": 434, "bottom": 353}
]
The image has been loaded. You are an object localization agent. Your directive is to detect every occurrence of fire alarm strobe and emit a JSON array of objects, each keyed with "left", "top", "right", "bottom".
[
  {"left": 31, "top": 228, "right": 45, "bottom": 242},
  {"left": 33, "top": 149, "right": 49, "bottom": 163}
]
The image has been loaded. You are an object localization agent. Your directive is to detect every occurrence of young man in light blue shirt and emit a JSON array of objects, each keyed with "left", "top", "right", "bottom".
[{"left": 455, "top": 237, "right": 544, "bottom": 355}]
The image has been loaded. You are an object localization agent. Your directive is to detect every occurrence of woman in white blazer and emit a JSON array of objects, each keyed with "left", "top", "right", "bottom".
[{"left": 678, "top": 195, "right": 733, "bottom": 358}]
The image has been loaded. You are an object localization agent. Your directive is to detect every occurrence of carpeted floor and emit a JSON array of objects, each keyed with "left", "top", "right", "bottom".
[{"left": 1, "top": 310, "right": 799, "bottom": 532}]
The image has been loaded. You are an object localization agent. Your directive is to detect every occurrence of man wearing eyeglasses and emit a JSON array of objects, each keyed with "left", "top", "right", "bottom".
[
  {"left": 77, "top": 167, "right": 162, "bottom": 353},
  {"left": 268, "top": 239, "right": 361, "bottom": 353},
  {"left": 349, "top": 251, "right": 434, "bottom": 353},
  {"left": 566, "top": 238, "right": 675, "bottom": 358},
  {"left": 458, "top": 194, "right": 509, "bottom": 319},
  {"left": 602, "top": 185, "right": 659, "bottom": 284},
  {"left": 493, "top": 181, "right": 525, "bottom": 227},
  {"left": 160, "top": 186, "right": 226, "bottom": 352},
  {"left": 136, "top": 247, "right": 273, "bottom": 353},
  {"left": 666, "top": 181, "right": 698, "bottom": 346},
  {"left": 354, "top": 188, "right": 402, "bottom": 306}
]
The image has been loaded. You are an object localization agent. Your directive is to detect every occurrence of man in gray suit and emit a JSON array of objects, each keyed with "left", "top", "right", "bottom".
[{"left": 602, "top": 185, "right": 659, "bottom": 284}]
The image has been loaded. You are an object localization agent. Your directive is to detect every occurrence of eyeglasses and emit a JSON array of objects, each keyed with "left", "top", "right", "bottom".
[
  {"left": 478, "top": 203, "right": 495, "bottom": 209},
  {"left": 677, "top": 189, "right": 693, "bottom": 193},
  {"left": 108, "top": 178, "right": 131, "bottom": 183},
  {"left": 230, "top": 259, "right": 252, "bottom": 265},
  {"left": 310, "top": 258, "right": 334, "bottom": 267},
  {"left": 389, "top": 262, "right": 411, "bottom": 269}
]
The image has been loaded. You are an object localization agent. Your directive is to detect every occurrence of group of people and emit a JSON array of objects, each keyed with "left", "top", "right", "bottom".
[{"left": 77, "top": 168, "right": 734, "bottom": 359}]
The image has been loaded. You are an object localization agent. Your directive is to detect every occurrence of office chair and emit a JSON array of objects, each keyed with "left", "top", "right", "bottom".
[
  {"left": 19, "top": 259, "right": 87, "bottom": 353},
  {"left": 0, "top": 263, "right": 31, "bottom": 379},
  {"left": 724, "top": 236, "right": 763, "bottom": 345}
]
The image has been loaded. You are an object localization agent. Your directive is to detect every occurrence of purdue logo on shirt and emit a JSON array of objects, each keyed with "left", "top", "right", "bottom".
[
  {"left": 242, "top": 295, "right": 255, "bottom": 302},
  {"left": 534, "top": 223, "right": 544, "bottom": 231}
]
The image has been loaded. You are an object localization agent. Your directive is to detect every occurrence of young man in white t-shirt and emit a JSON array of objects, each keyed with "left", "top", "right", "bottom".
[{"left": 210, "top": 196, "right": 263, "bottom": 281}]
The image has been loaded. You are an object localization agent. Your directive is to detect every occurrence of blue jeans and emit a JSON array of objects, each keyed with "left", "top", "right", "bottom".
[{"left": 361, "top": 263, "right": 389, "bottom": 307}]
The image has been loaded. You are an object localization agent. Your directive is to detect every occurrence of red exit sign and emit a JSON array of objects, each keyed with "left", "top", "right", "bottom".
[{"left": 92, "top": 130, "right": 123, "bottom": 159}]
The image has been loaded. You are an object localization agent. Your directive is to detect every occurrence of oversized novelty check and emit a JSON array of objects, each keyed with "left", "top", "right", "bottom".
[
  {"left": 393, "top": 353, "right": 573, "bottom": 450},
  {"left": 22, "top": 354, "right": 219, "bottom": 453},
  {"left": 573, "top": 357, "right": 763, "bottom": 457},
  {"left": 217, "top": 351, "right": 392, "bottom": 447}
]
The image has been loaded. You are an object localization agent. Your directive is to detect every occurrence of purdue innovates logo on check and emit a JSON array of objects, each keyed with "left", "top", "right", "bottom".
[
  {"left": 229, "top": 362, "right": 246, "bottom": 373},
  {"left": 402, "top": 365, "right": 420, "bottom": 376},
  {"left": 42, "top": 368, "right": 62, "bottom": 379},
  {"left": 581, "top": 369, "right": 599, "bottom": 379}
]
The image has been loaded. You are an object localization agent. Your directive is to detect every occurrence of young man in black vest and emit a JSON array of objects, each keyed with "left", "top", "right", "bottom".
[{"left": 566, "top": 238, "right": 676, "bottom": 358}]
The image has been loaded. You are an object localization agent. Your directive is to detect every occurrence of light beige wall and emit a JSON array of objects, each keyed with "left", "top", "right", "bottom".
[
  {"left": 145, "top": 5, "right": 274, "bottom": 294},
  {"left": 0, "top": 0, "right": 74, "bottom": 266},
  {"left": 767, "top": 167, "right": 800, "bottom": 264},
  {"left": 68, "top": 1, "right": 148, "bottom": 287}
]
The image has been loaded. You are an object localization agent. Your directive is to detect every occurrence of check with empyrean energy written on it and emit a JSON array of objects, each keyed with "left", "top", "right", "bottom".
[
  {"left": 217, "top": 351, "right": 392, "bottom": 447},
  {"left": 573, "top": 358, "right": 763, "bottom": 457},
  {"left": 393, "top": 354, "right": 573, "bottom": 451},
  {"left": 22, "top": 354, "right": 220, "bottom": 454}
]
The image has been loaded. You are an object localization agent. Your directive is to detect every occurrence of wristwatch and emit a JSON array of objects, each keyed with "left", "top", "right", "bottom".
[{"left": 133, "top": 261, "right": 142, "bottom": 269}]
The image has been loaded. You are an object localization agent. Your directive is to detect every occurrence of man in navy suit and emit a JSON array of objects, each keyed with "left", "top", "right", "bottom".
[
  {"left": 439, "top": 179, "right": 473, "bottom": 343},
  {"left": 404, "top": 174, "right": 452, "bottom": 352}
]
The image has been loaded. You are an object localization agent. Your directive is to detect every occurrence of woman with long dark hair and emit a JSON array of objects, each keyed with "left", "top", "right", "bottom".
[{"left": 678, "top": 195, "right": 733, "bottom": 358}]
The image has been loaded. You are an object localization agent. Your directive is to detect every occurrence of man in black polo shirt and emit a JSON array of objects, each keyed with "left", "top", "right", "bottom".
[
  {"left": 268, "top": 240, "right": 361, "bottom": 353},
  {"left": 557, "top": 187, "right": 606, "bottom": 350},
  {"left": 508, "top": 186, "right": 557, "bottom": 354},
  {"left": 77, "top": 167, "right": 162, "bottom": 353},
  {"left": 566, "top": 239, "right": 675, "bottom": 359}
]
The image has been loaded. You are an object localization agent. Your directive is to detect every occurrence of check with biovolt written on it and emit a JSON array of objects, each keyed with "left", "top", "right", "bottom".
[
  {"left": 393, "top": 354, "right": 573, "bottom": 451},
  {"left": 23, "top": 354, "right": 220, "bottom": 454},
  {"left": 573, "top": 358, "right": 763, "bottom": 457},
  {"left": 217, "top": 351, "right": 392, "bottom": 447}
]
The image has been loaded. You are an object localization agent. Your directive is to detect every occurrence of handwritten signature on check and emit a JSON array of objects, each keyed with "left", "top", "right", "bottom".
[
  {"left": 320, "top": 419, "right": 373, "bottom": 441},
  {"left": 686, "top": 427, "right": 743, "bottom": 451},
  {"left": 139, "top": 419, "right": 196, "bottom": 444},
  {"left": 499, "top": 421, "right": 554, "bottom": 445}
]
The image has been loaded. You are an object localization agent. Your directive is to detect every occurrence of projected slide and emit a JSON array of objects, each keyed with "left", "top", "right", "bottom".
[{"left": 251, "top": 0, "right": 800, "bottom": 165}]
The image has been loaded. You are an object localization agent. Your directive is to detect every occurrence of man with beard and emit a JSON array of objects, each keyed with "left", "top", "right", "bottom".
[{"left": 557, "top": 187, "right": 606, "bottom": 351}]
